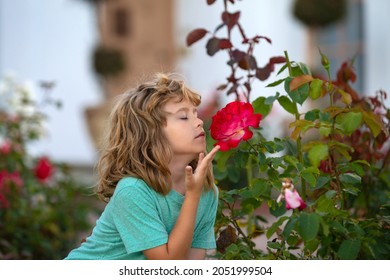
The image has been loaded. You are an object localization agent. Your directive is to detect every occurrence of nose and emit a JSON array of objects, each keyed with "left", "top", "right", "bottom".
[{"left": 196, "top": 117, "right": 204, "bottom": 128}]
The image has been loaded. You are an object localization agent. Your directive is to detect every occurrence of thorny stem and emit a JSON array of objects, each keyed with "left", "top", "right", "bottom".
[
  {"left": 325, "top": 62, "right": 345, "bottom": 209},
  {"left": 223, "top": 0, "right": 240, "bottom": 101}
]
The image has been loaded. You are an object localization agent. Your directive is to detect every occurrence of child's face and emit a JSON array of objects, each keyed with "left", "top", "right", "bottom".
[{"left": 163, "top": 98, "right": 206, "bottom": 160}]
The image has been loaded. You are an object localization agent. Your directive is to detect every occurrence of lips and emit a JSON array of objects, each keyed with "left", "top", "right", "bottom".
[{"left": 195, "top": 132, "right": 205, "bottom": 139}]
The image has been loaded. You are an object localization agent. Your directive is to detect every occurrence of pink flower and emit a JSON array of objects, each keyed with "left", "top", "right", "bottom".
[
  {"left": 0, "top": 139, "right": 12, "bottom": 154},
  {"left": 0, "top": 170, "right": 24, "bottom": 208},
  {"left": 277, "top": 179, "right": 306, "bottom": 211},
  {"left": 209, "top": 101, "right": 262, "bottom": 151},
  {"left": 34, "top": 157, "right": 53, "bottom": 182}
]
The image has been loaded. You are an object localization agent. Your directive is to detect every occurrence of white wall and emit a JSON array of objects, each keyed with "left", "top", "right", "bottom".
[
  {"left": 364, "top": 0, "right": 390, "bottom": 104},
  {"left": 0, "top": 0, "right": 101, "bottom": 165}
]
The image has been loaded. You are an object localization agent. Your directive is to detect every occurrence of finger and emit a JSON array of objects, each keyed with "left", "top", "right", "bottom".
[
  {"left": 185, "top": 165, "right": 193, "bottom": 175},
  {"left": 197, "top": 152, "right": 205, "bottom": 166},
  {"left": 185, "top": 165, "right": 193, "bottom": 182},
  {"left": 203, "top": 145, "right": 220, "bottom": 163},
  {"left": 210, "top": 145, "right": 220, "bottom": 156},
  {"left": 195, "top": 146, "right": 220, "bottom": 174}
]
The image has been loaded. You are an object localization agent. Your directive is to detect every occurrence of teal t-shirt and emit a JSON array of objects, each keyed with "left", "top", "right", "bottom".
[{"left": 65, "top": 177, "right": 218, "bottom": 260}]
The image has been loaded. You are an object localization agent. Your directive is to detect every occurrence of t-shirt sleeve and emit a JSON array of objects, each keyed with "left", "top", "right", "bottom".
[
  {"left": 191, "top": 186, "right": 219, "bottom": 249},
  {"left": 111, "top": 180, "right": 168, "bottom": 254}
]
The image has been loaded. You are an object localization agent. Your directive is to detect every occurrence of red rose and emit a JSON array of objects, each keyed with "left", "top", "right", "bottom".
[
  {"left": 34, "top": 157, "right": 53, "bottom": 182},
  {"left": 210, "top": 101, "right": 262, "bottom": 151}
]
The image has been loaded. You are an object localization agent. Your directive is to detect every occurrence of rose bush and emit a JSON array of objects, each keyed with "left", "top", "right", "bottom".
[
  {"left": 190, "top": 0, "right": 390, "bottom": 260},
  {"left": 0, "top": 75, "right": 101, "bottom": 259}
]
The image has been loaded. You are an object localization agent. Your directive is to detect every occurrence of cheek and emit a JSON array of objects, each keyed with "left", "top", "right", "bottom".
[{"left": 162, "top": 126, "right": 177, "bottom": 145}]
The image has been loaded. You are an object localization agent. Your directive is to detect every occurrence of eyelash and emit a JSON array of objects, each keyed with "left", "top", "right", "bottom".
[{"left": 180, "top": 117, "right": 188, "bottom": 120}]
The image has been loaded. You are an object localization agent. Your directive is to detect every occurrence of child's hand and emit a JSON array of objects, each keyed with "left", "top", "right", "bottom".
[{"left": 184, "top": 145, "right": 220, "bottom": 197}]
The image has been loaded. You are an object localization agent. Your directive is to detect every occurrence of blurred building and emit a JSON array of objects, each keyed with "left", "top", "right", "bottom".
[
  {"left": 91, "top": 0, "right": 176, "bottom": 99},
  {"left": 84, "top": 0, "right": 176, "bottom": 149}
]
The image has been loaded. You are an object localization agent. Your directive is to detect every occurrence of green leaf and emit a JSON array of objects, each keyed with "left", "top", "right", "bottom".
[
  {"left": 295, "top": 62, "right": 311, "bottom": 75},
  {"left": 267, "top": 241, "right": 282, "bottom": 249},
  {"left": 350, "top": 160, "right": 370, "bottom": 176},
  {"left": 287, "top": 235, "right": 300, "bottom": 247},
  {"left": 315, "top": 175, "right": 331, "bottom": 189},
  {"left": 330, "top": 221, "right": 348, "bottom": 234},
  {"left": 266, "top": 216, "right": 289, "bottom": 239},
  {"left": 301, "top": 170, "right": 317, "bottom": 187},
  {"left": 304, "top": 109, "right": 319, "bottom": 121},
  {"left": 319, "top": 126, "right": 331, "bottom": 137},
  {"left": 277, "top": 63, "right": 288, "bottom": 75},
  {"left": 362, "top": 111, "right": 383, "bottom": 137},
  {"left": 282, "top": 217, "right": 299, "bottom": 239},
  {"left": 285, "top": 77, "right": 309, "bottom": 105},
  {"left": 266, "top": 78, "right": 285, "bottom": 87},
  {"left": 304, "top": 239, "right": 320, "bottom": 253},
  {"left": 319, "top": 216, "right": 329, "bottom": 236},
  {"left": 336, "top": 112, "right": 362, "bottom": 135},
  {"left": 316, "top": 195, "right": 337, "bottom": 215},
  {"left": 277, "top": 95, "right": 298, "bottom": 115},
  {"left": 241, "top": 197, "right": 261, "bottom": 212},
  {"left": 329, "top": 140, "right": 353, "bottom": 161},
  {"left": 227, "top": 164, "right": 240, "bottom": 183},
  {"left": 337, "top": 239, "right": 361, "bottom": 260},
  {"left": 265, "top": 95, "right": 278, "bottom": 105},
  {"left": 252, "top": 96, "right": 273, "bottom": 118},
  {"left": 337, "top": 89, "right": 352, "bottom": 105},
  {"left": 298, "top": 213, "right": 320, "bottom": 241},
  {"left": 268, "top": 200, "right": 287, "bottom": 218},
  {"left": 283, "top": 155, "right": 300, "bottom": 168},
  {"left": 309, "top": 78, "right": 324, "bottom": 100},
  {"left": 258, "top": 152, "right": 266, "bottom": 164},
  {"left": 289, "top": 75, "right": 313, "bottom": 92},
  {"left": 240, "top": 189, "right": 253, "bottom": 199},
  {"left": 289, "top": 119, "right": 315, "bottom": 139},
  {"left": 342, "top": 184, "right": 361, "bottom": 196},
  {"left": 308, "top": 143, "right": 329, "bottom": 167},
  {"left": 215, "top": 149, "right": 234, "bottom": 172},
  {"left": 251, "top": 178, "right": 271, "bottom": 198},
  {"left": 339, "top": 173, "right": 361, "bottom": 184}
]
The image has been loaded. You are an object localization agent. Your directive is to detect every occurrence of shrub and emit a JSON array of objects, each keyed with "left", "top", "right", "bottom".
[
  {"left": 187, "top": 0, "right": 390, "bottom": 259},
  {"left": 0, "top": 76, "right": 101, "bottom": 259}
]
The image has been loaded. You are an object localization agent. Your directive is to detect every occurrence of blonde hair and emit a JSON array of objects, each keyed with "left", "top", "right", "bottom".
[{"left": 96, "top": 72, "right": 215, "bottom": 202}]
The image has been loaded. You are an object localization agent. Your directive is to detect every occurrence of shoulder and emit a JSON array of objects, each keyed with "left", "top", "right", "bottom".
[
  {"left": 200, "top": 185, "right": 219, "bottom": 205},
  {"left": 113, "top": 177, "right": 156, "bottom": 201},
  {"left": 204, "top": 185, "right": 219, "bottom": 198}
]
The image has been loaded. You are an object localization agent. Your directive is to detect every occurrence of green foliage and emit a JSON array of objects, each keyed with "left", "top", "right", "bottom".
[
  {"left": 0, "top": 76, "right": 101, "bottom": 259},
  {"left": 189, "top": 0, "right": 390, "bottom": 259}
]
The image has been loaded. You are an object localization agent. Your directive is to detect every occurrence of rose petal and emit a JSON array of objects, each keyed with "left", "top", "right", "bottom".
[{"left": 285, "top": 188, "right": 306, "bottom": 210}]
